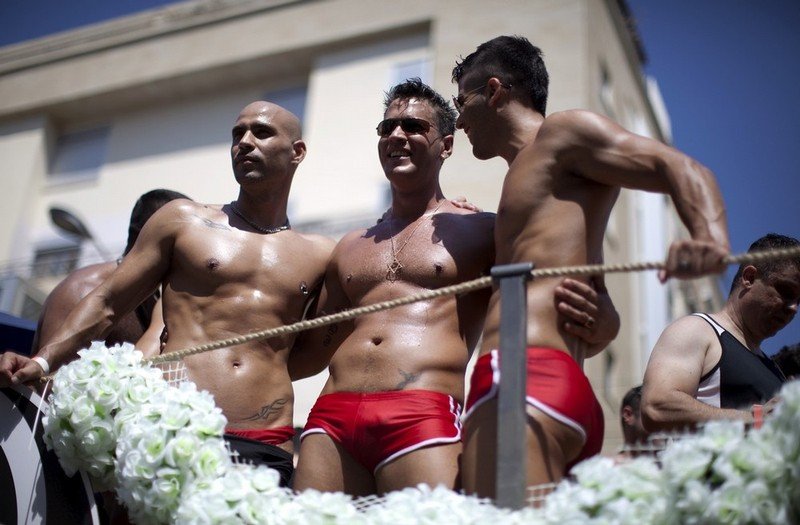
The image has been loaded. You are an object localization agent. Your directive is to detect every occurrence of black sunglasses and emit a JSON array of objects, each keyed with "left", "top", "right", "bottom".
[{"left": 376, "top": 117, "right": 436, "bottom": 137}]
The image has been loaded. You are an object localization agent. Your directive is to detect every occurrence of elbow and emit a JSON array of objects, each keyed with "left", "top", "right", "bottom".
[{"left": 640, "top": 397, "right": 675, "bottom": 433}]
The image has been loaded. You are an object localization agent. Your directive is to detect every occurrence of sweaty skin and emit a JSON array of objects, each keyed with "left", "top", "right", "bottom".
[
  {"left": 291, "top": 94, "right": 617, "bottom": 496},
  {"left": 14, "top": 102, "right": 334, "bottom": 452},
  {"left": 455, "top": 70, "right": 729, "bottom": 494}
]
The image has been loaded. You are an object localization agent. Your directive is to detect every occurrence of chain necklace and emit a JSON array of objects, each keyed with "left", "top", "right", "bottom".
[
  {"left": 386, "top": 200, "right": 445, "bottom": 282},
  {"left": 229, "top": 202, "right": 290, "bottom": 234}
]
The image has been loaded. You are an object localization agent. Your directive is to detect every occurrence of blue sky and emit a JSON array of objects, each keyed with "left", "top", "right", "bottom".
[{"left": 1, "top": 0, "right": 798, "bottom": 353}]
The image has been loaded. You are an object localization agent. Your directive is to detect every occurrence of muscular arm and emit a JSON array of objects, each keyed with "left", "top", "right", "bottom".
[
  {"left": 31, "top": 264, "right": 111, "bottom": 353},
  {"left": 30, "top": 203, "right": 183, "bottom": 377},
  {"left": 288, "top": 240, "right": 353, "bottom": 381},
  {"left": 641, "top": 316, "right": 751, "bottom": 431},
  {"left": 549, "top": 110, "right": 730, "bottom": 278}
]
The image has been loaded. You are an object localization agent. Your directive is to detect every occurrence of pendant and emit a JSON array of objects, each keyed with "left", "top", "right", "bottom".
[{"left": 386, "top": 258, "right": 403, "bottom": 282}]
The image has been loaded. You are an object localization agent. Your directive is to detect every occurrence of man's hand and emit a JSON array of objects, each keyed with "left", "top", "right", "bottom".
[
  {"left": 0, "top": 351, "right": 46, "bottom": 387},
  {"left": 659, "top": 239, "right": 728, "bottom": 283},
  {"left": 450, "top": 196, "right": 483, "bottom": 213},
  {"left": 556, "top": 278, "right": 620, "bottom": 347}
]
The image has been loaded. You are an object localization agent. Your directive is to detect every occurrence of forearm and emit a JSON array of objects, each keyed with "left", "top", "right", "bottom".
[
  {"left": 36, "top": 294, "right": 117, "bottom": 370},
  {"left": 666, "top": 158, "right": 729, "bottom": 247},
  {"left": 642, "top": 390, "right": 750, "bottom": 432}
]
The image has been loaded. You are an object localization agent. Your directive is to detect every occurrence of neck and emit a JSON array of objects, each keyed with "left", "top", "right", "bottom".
[
  {"left": 720, "top": 302, "right": 763, "bottom": 352},
  {"left": 235, "top": 189, "right": 289, "bottom": 227},
  {"left": 389, "top": 186, "right": 445, "bottom": 222},
  {"left": 498, "top": 107, "right": 545, "bottom": 165}
]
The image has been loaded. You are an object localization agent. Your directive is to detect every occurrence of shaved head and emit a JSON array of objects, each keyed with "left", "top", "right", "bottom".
[{"left": 238, "top": 101, "right": 302, "bottom": 141}]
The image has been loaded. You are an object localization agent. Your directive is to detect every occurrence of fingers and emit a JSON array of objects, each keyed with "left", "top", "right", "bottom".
[
  {"left": 0, "top": 352, "right": 42, "bottom": 387},
  {"left": 563, "top": 321, "right": 593, "bottom": 340},
  {"left": 555, "top": 279, "right": 599, "bottom": 319},
  {"left": 661, "top": 240, "right": 728, "bottom": 282},
  {"left": 449, "top": 197, "right": 482, "bottom": 212}
]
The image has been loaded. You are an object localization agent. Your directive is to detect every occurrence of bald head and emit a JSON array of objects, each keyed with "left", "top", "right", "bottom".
[{"left": 237, "top": 101, "right": 302, "bottom": 141}]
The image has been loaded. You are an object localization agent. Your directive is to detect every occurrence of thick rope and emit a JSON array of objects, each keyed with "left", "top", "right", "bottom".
[{"left": 144, "top": 245, "right": 800, "bottom": 365}]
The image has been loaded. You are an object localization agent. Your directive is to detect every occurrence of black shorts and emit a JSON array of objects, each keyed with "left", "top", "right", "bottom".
[{"left": 223, "top": 433, "right": 294, "bottom": 487}]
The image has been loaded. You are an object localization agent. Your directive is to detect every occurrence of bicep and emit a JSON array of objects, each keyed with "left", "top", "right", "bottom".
[
  {"left": 643, "top": 321, "right": 711, "bottom": 397},
  {"left": 553, "top": 111, "right": 676, "bottom": 193}
]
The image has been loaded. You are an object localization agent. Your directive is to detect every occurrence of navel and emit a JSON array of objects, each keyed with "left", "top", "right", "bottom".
[
  {"left": 371, "top": 337, "right": 383, "bottom": 346},
  {"left": 299, "top": 281, "right": 308, "bottom": 295},
  {"left": 434, "top": 263, "right": 443, "bottom": 276},
  {"left": 346, "top": 273, "right": 353, "bottom": 282},
  {"left": 206, "top": 258, "right": 220, "bottom": 271}
]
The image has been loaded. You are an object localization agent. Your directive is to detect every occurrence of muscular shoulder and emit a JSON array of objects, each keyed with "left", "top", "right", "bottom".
[{"left": 47, "top": 262, "right": 117, "bottom": 308}]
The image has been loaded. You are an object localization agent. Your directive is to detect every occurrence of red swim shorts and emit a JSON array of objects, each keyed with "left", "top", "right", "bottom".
[
  {"left": 301, "top": 389, "right": 462, "bottom": 473},
  {"left": 464, "top": 348, "right": 604, "bottom": 468}
]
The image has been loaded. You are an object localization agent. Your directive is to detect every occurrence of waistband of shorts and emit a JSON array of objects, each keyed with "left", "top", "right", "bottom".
[
  {"left": 224, "top": 425, "right": 296, "bottom": 444},
  {"left": 316, "top": 389, "right": 456, "bottom": 403}
]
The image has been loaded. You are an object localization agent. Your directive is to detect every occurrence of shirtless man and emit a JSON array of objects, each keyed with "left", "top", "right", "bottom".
[
  {"left": 291, "top": 79, "right": 618, "bottom": 496},
  {"left": 451, "top": 36, "right": 730, "bottom": 495},
  {"left": 0, "top": 101, "right": 334, "bottom": 485},
  {"left": 30, "top": 189, "right": 189, "bottom": 357}
]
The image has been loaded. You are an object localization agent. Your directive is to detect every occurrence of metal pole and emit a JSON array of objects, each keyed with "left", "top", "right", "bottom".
[{"left": 490, "top": 262, "right": 533, "bottom": 509}]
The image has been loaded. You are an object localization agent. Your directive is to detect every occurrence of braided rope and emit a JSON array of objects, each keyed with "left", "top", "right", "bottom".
[{"left": 144, "top": 245, "right": 800, "bottom": 365}]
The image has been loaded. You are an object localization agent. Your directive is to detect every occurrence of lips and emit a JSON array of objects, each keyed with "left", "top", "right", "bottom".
[{"left": 235, "top": 154, "right": 258, "bottom": 166}]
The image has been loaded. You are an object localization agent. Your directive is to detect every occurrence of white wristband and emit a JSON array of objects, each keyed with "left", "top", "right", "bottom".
[{"left": 32, "top": 356, "right": 50, "bottom": 375}]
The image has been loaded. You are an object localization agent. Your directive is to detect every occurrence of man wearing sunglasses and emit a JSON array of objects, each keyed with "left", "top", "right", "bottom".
[
  {"left": 452, "top": 36, "right": 730, "bottom": 496},
  {"left": 2, "top": 101, "right": 335, "bottom": 487},
  {"left": 290, "top": 78, "right": 619, "bottom": 496}
]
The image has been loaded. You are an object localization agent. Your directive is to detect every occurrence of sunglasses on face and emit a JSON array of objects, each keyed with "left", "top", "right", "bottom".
[
  {"left": 376, "top": 117, "right": 435, "bottom": 137},
  {"left": 452, "top": 81, "right": 513, "bottom": 114}
]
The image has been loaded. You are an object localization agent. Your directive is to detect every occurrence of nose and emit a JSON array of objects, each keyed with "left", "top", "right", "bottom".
[
  {"left": 455, "top": 113, "right": 464, "bottom": 130},
  {"left": 237, "top": 130, "right": 255, "bottom": 150}
]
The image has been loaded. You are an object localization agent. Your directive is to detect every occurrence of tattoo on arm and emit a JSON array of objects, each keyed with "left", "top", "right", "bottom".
[
  {"left": 195, "top": 215, "right": 231, "bottom": 231},
  {"left": 394, "top": 369, "right": 421, "bottom": 390},
  {"left": 242, "top": 398, "right": 289, "bottom": 421}
]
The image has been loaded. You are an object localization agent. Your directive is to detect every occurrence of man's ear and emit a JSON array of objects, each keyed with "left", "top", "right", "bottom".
[
  {"left": 622, "top": 405, "right": 634, "bottom": 425},
  {"left": 440, "top": 134, "right": 454, "bottom": 160},
  {"left": 741, "top": 265, "right": 758, "bottom": 289},
  {"left": 292, "top": 140, "right": 307, "bottom": 165},
  {"left": 486, "top": 77, "right": 509, "bottom": 108}
]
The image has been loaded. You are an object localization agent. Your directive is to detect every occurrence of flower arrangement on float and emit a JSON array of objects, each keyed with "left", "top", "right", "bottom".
[{"left": 41, "top": 342, "right": 800, "bottom": 524}]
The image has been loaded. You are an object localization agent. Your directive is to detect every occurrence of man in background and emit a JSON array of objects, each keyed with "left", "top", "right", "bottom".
[
  {"left": 642, "top": 234, "right": 798, "bottom": 431},
  {"left": 31, "top": 189, "right": 189, "bottom": 357}
]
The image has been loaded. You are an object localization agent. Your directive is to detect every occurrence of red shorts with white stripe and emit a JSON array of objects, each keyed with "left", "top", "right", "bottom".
[
  {"left": 465, "top": 348, "right": 604, "bottom": 469},
  {"left": 301, "top": 389, "right": 462, "bottom": 473}
]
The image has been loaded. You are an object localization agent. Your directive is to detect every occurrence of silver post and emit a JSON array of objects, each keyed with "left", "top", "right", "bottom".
[{"left": 490, "top": 262, "right": 533, "bottom": 509}]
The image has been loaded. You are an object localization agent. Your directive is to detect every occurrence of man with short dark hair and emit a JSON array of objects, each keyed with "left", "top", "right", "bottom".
[
  {"left": 642, "top": 233, "right": 799, "bottom": 431},
  {"left": 451, "top": 35, "right": 730, "bottom": 495},
  {"left": 291, "top": 79, "right": 618, "bottom": 496},
  {"left": 620, "top": 385, "right": 648, "bottom": 447},
  {"left": 772, "top": 342, "right": 800, "bottom": 380}
]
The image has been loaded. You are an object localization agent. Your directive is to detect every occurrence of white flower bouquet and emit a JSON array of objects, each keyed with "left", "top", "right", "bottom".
[
  {"left": 42, "top": 341, "right": 168, "bottom": 490},
  {"left": 115, "top": 380, "right": 231, "bottom": 524}
]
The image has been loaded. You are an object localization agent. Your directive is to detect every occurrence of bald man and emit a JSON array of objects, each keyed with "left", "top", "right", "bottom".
[{"left": 1, "top": 101, "right": 334, "bottom": 485}]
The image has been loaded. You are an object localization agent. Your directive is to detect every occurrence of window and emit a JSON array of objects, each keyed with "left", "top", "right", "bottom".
[
  {"left": 31, "top": 244, "right": 81, "bottom": 278},
  {"left": 263, "top": 86, "right": 308, "bottom": 128},
  {"left": 49, "top": 126, "right": 111, "bottom": 182},
  {"left": 390, "top": 57, "right": 431, "bottom": 86}
]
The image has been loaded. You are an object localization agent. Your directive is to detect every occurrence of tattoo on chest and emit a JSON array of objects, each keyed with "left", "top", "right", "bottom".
[
  {"left": 394, "top": 369, "right": 421, "bottom": 390},
  {"left": 322, "top": 324, "right": 339, "bottom": 347},
  {"left": 196, "top": 215, "right": 231, "bottom": 230},
  {"left": 242, "top": 398, "right": 289, "bottom": 421}
]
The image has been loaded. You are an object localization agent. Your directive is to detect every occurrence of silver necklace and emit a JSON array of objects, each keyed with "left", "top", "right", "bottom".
[
  {"left": 386, "top": 200, "right": 445, "bottom": 282},
  {"left": 229, "top": 202, "right": 290, "bottom": 234}
]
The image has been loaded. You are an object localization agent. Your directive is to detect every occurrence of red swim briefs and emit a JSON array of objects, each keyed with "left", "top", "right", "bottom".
[
  {"left": 225, "top": 425, "right": 296, "bottom": 445},
  {"left": 464, "top": 348, "right": 604, "bottom": 469},
  {"left": 301, "top": 389, "right": 462, "bottom": 473}
]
